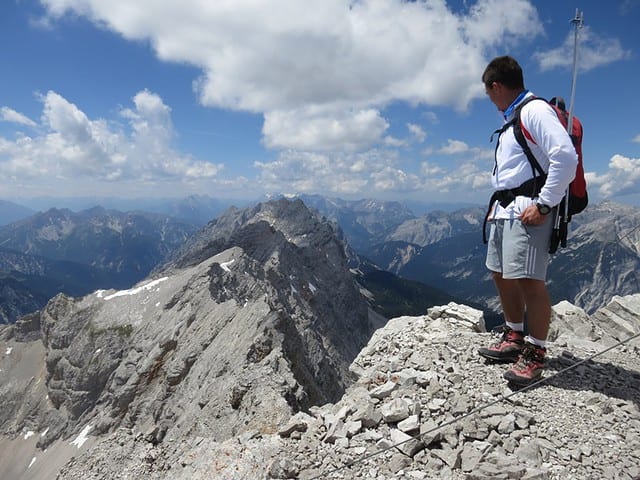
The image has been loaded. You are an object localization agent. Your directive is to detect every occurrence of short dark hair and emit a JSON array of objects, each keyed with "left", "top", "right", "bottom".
[{"left": 482, "top": 56, "right": 525, "bottom": 90}]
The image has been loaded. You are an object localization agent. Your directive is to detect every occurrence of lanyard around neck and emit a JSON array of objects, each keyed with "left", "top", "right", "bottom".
[{"left": 503, "top": 90, "right": 529, "bottom": 120}]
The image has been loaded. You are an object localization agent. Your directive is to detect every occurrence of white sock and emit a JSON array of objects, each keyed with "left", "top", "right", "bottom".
[
  {"left": 524, "top": 335, "right": 546, "bottom": 348},
  {"left": 505, "top": 321, "right": 524, "bottom": 332}
]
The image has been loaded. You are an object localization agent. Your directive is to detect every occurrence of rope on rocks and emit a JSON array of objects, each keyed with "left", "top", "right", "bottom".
[{"left": 306, "top": 329, "right": 640, "bottom": 479}]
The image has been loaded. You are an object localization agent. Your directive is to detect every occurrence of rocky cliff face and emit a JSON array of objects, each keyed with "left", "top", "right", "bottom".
[{"left": 0, "top": 198, "right": 382, "bottom": 479}]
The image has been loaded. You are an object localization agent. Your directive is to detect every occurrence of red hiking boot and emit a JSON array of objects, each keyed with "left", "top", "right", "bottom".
[
  {"left": 478, "top": 326, "right": 525, "bottom": 362},
  {"left": 503, "top": 342, "right": 546, "bottom": 385}
]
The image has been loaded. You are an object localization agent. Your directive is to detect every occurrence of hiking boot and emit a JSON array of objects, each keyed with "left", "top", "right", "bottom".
[
  {"left": 503, "top": 342, "right": 546, "bottom": 386},
  {"left": 478, "top": 326, "right": 525, "bottom": 362}
]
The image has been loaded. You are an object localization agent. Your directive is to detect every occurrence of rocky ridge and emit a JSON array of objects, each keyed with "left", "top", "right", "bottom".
[
  {"left": 0, "top": 199, "right": 382, "bottom": 480},
  {"left": 46, "top": 295, "right": 640, "bottom": 480}
]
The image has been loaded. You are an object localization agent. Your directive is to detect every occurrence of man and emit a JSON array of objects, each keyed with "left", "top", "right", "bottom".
[{"left": 477, "top": 56, "right": 577, "bottom": 385}]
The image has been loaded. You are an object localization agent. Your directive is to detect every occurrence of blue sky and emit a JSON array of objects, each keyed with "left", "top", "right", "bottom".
[{"left": 1, "top": 0, "right": 638, "bottom": 209}]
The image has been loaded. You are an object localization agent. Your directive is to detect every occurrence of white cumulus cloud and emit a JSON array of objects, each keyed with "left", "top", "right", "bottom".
[
  {"left": 40, "top": 0, "right": 543, "bottom": 152},
  {"left": 422, "top": 159, "right": 492, "bottom": 193},
  {"left": 437, "top": 139, "right": 493, "bottom": 160},
  {"left": 440, "top": 139, "right": 472, "bottom": 155},
  {"left": 255, "top": 149, "right": 425, "bottom": 196},
  {"left": 587, "top": 154, "right": 640, "bottom": 199},
  {"left": 253, "top": 145, "right": 494, "bottom": 203},
  {"left": 534, "top": 26, "right": 631, "bottom": 73},
  {"left": 407, "top": 123, "right": 427, "bottom": 143},
  {"left": 1, "top": 107, "right": 37, "bottom": 127},
  {"left": 262, "top": 107, "right": 389, "bottom": 151},
  {"left": 0, "top": 90, "right": 223, "bottom": 197}
]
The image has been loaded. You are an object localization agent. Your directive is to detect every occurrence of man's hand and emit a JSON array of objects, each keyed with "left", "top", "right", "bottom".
[{"left": 519, "top": 204, "right": 547, "bottom": 225}]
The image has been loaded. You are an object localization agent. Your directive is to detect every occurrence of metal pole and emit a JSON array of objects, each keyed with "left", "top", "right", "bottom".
[
  {"left": 566, "top": 9, "right": 583, "bottom": 135},
  {"left": 558, "top": 9, "right": 583, "bottom": 238}
]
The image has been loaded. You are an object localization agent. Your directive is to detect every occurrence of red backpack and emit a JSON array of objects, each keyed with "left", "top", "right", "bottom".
[
  {"left": 512, "top": 96, "right": 588, "bottom": 219},
  {"left": 484, "top": 96, "right": 588, "bottom": 251}
]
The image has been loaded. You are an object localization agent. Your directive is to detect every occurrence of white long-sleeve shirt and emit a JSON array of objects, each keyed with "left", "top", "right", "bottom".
[{"left": 490, "top": 92, "right": 578, "bottom": 220}]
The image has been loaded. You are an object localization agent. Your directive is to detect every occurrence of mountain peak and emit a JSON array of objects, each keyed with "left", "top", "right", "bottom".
[
  {"left": 166, "top": 198, "right": 341, "bottom": 271},
  {"left": 0, "top": 197, "right": 382, "bottom": 479}
]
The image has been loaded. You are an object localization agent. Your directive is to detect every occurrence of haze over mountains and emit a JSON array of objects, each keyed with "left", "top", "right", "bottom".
[
  {"left": 0, "top": 197, "right": 239, "bottom": 228},
  {"left": 0, "top": 194, "right": 639, "bottom": 326}
]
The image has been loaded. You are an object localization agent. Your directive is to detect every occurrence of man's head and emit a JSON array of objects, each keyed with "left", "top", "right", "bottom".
[{"left": 482, "top": 56, "right": 526, "bottom": 112}]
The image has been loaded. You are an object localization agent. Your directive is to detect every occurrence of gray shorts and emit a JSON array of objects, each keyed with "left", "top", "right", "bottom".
[{"left": 485, "top": 217, "right": 553, "bottom": 280}]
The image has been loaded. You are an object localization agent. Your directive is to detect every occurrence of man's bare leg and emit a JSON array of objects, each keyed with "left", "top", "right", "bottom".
[
  {"left": 517, "top": 278, "right": 551, "bottom": 342},
  {"left": 492, "top": 271, "right": 525, "bottom": 325}
]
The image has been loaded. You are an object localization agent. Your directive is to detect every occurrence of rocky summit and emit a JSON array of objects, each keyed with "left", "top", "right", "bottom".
[
  {"left": 0, "top": 199, "right": 639, "bottom": 480},
  {"left": 142, "top": 297, "right": 637, "bottom": 480}
]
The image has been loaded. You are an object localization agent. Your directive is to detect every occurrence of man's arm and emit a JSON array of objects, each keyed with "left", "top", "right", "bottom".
[{"left": 521, "top": 101, "right": 578, "bottom": 208}]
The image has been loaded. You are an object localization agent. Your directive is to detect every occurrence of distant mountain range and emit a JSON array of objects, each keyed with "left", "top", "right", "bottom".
[
  {"left": 0, "top": 199, "right": 35, "bottom": 226},
  {"left": 0, "top": 195, "right": 246, "bottom": 227},
  {"left": 0, "top": 198, "right": 462, "bottom": 324},
  {"left": 295, "top": 194, "right": 416, "bottom": 252},
  {"left": 294, "top": 195, "right": 640, "bottom": 315},
  {"left": 1, "top": 194, "right": 638, "bottom": 324},
  {"left": 0, "top": 207, "right": 197, "bottom": 323}
]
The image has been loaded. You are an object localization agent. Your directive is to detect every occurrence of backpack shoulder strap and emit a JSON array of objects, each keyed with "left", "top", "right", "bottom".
[{"left": 512, "top": 97, "right": 546, "bottom": 178}]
